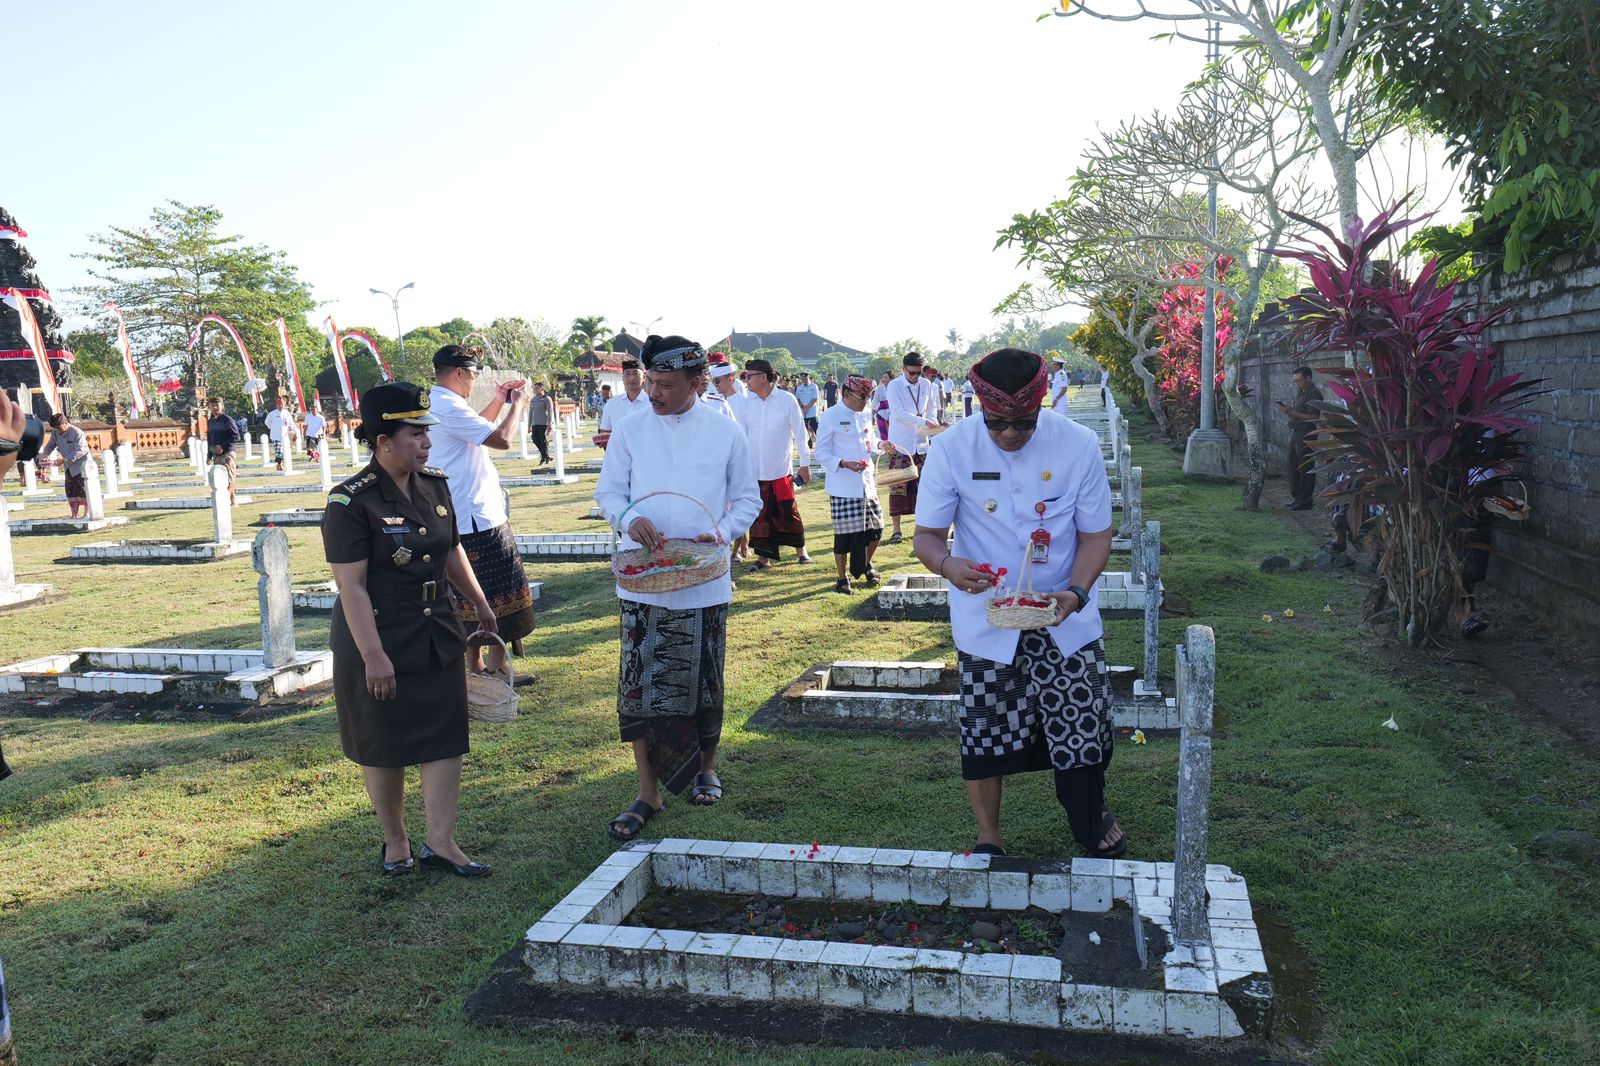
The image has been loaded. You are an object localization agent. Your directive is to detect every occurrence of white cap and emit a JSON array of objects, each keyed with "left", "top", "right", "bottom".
[{"left": 710, "top": 364, "right": 736, "bottom": 379}]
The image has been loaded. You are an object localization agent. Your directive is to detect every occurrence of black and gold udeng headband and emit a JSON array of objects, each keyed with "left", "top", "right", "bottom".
[{"left": 644, "top": 345, "right": 708, "bottom": 372}]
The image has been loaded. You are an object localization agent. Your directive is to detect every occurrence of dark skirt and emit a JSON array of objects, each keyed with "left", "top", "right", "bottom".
[
  {"left": 452, "top": 521, "right": 536, "bottom": 642},
  {"left": 887, "top": 452, "right": 925, "bottom": 517},
  {"left": 749, "top": 478, "right": 806, "bottom": 560},
  {"left": 331, "top": 599, "right": 469, "bottom": 768},
  {"left": 957, "top": 633, "right": 1111, "bottom": 779},
  {"left": 617, "top": 601, "right": 727, "bottom": 796},
  {"left": 64, "top": 471, "right": 87, "bottom": 501}
]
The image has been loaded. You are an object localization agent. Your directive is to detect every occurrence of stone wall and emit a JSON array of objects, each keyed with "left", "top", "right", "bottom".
[{"left": 1234, "top": 252, "right": 1600, "bottom": 637}]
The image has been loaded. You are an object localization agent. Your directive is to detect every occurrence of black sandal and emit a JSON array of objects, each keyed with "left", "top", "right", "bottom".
[
  {"left": 972, "top": 842, "right": 1006, "bottom": 856},
  {"left": 608, "top": 799, "right": 662, "bottom": 842},
  {"left": 1092, "top": 808, "right": 1128, "bottom": 859},
  {"left": 834, "top": 578, "right": 853, "bottom": 594},
  {"left": 690, "top": 772, "right": 724, "bottom": 807}
]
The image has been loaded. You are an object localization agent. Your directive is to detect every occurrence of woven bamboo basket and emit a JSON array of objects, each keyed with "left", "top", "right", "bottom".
[
  {"left": 877, "top": 450, "right": 919, "bottom": 488},
  {"left": 612, "top": 490, "right": 728, "bottom": 594},
  {"left": 465, "top": 632, "right": 518, "bottom": 724},
  {"left": 985, "top": 540, "right": 1060, "bottom": 630},
  {"left": 1483, "top": 478, "right": 1530, "bottom": 521}
]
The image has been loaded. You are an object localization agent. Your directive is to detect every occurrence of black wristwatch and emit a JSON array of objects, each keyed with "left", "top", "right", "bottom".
[{"left": 1065, "top": 585, "right": 1090, "bottom": 613}]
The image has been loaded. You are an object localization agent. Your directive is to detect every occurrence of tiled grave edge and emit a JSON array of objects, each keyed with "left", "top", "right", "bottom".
[{"left": 521, "top": 840, "right": 1261, "bottom": 1039}]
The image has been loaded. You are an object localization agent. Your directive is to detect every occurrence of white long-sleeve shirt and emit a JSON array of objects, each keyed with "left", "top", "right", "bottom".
[
  {"left": 594, "top": 400, "right": 761, "bottom": 610},
  {"left": 732, "top": 388, "right": 812, "bottom": 482},
  {"left": 886, "top": 373, "right": 941, "bottom": 455},
  {"left": 599, "top": 390, "right": 651, "bottom": 433},
  {"left": 812, "top": 401, "right": 887, "bottom": 499}
]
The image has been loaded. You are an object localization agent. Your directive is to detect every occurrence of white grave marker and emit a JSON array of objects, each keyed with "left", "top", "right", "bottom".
[
  {"left": 253, "top": 526, "right": 295, "bottom": 668},
  {"left": 21, "top": 460, "right": 37, "bottom": 493},
  {"left": 259, "top": 434, "right": 272, "bottom": 469},
  {"left": 318, "top": 443, "right": 333, "bottom": 491},
  {"left": 209, "top": 464, "right": 233, "bottom": 543},
  {"left": 101, "top": 449, "right": 121, "bottom": 497},
  {"left": 84, "top": 457, "right": 106, "bottom": 520},
  {"left": 243, "top": 432, "right": 254, "bottom": 461},
  {"left": 552, "top": 414, "right": 567, "bottom": 480}
]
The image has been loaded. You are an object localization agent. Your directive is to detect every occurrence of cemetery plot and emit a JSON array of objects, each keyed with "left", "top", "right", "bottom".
[
  {"left": 293, "top": 579, "right": 542, "bottom": 613},
  {"left": 516, "top": 532, "right": 617, "bottom": 560}
]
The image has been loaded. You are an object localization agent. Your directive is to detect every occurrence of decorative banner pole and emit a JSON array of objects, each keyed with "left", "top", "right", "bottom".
[
  {"left": 342, "top": 331, "right": 393, "bottom": 381},
  {"left": 101, "top": 302, "right": 148, "bottom": 415},
  {"left": 274, "top": 318, "right": 308, "bottom": 415},
  {"left": 186, "top": 314, "right": 262, "bottom": 411},
  {"left": 323, "top": 317, "right": 355, "bottom": 409},
  {"left": 1, "top": 288, "right": 61, "bottom": 412}
]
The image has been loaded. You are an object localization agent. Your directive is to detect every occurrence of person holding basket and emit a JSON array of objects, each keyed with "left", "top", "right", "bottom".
[
  {"left": 910, "top": 349, "right": 1124, "bottom": 860},
  {"left": 594, "top": 336, "right": 761, "bottom": 841},
  {"left": 322, "top": 382, "right": 499, "bottom": 878}
]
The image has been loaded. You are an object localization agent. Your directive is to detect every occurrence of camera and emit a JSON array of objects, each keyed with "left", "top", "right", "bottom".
[{"left": 0, "top": 413, "right": 45, "bottom": 462}]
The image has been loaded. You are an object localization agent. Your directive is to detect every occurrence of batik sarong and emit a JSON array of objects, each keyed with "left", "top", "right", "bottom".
[
  {"left": 451, "top": 520, "right": 536, "bottom": 642},
  {"left": 63, "top": 471, "right": 87, "bottom": 502},
  {"left": 749, "top": 476, "right": 806, "bottom": 560},
  {"left": 617, "top": 601, "right": 727, "bottom": 795},
  {"left": 957, "top": 632, "right": 1111, "bottom": 779},
  {"left": 887, "top": 452, "right": 925, "bottom": 518}
]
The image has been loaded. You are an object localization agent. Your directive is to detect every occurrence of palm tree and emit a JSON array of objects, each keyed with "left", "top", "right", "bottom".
[
  {"left": 946, "top": 327, "right": 962, "bottom": 352},
  {"left": 567, "top": 315, "right": 614, "bottom": 353}
]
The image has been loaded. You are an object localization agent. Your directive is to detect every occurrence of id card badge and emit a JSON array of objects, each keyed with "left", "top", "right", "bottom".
[{"left": 1030, "top": 527, "right": 1051, "bottom": 564}]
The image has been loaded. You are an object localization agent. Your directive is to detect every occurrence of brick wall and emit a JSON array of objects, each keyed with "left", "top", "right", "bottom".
[{"left": 1235, "top": 252, "right": 1600, "bottom": 637}]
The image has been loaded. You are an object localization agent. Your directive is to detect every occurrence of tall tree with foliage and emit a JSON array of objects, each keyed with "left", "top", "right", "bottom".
[
  {"left": 73, "top": 201, "right": 317, "bottom": 405},
  {"left": 567, "top": 314, "right": 613, "bottom": 354},
  {"left": 1357, "top": 0, "right": 1600, "bottom": 274}
]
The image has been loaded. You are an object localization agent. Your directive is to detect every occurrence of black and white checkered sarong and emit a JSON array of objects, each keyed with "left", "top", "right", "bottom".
[
  {"left": 957, "top": 632, "right": 1111, "bottom": 779},
  {"left": 829, "top": 494, "right": 884, "bottom": 536}
]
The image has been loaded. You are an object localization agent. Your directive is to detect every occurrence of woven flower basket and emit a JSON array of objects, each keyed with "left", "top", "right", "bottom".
[
  {"left": 612, "top": 490, "right": 728, "bottom": 594},
  {"left": 1483, "top": 478, "right": 1530, "bottom": 521},
  {"left": 984, "top": 540, "right": 1060, "bottom": 630},
  {"left": 465, "top": 632, "right": 518, "bottom": 724},
  {"left": 877, "top": 451, "right": 919, "bottom": 488}
]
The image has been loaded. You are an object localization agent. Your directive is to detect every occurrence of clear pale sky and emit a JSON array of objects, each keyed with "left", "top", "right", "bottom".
[{"left": 8, "top": 1, "right": 1451, "bottom": 353}]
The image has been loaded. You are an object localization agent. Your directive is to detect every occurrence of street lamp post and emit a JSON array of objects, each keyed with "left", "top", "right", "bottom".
[
  {"left": 369, "top": 282, "right": 415, "bottom": 380},
  {"left": 1182, "top": 20, "right": 1232, "bottom": 478},
  {"left": 629, "top": 316, "right": 663, "bottom": 339}
]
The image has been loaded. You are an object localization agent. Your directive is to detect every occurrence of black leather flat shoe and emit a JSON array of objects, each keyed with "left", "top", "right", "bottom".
[
  {"left": 379, "top": 840, "right": 415, "bottom": 877},
  {"left": 418, "top": 842, "right": 492, "bottom": 878}
]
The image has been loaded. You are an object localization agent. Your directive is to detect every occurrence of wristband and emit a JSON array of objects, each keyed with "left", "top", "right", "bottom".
[
  {"left": 938, "top": 555, "right": 954, "bottom": 579},
  {"left": 1065, "top": 584, "right": 1090, "bottom": 613}
]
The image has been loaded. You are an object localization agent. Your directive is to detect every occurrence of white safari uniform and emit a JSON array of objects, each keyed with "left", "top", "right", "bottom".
[
  {"left": 599, "top": 390, "right": 651, "bottom": 433},
  {"left": 886, "top": 373, "right": 940, "bottom": 457},
  {"left": 812, "top": 402, "right": 884, "bottom": 498},
  {"left": 1050, "top": 368, "right": 1071, "bottom": 407},
  {"left": 595, "top": 401, "right": 762, "bottom": 610},
  {"left": 427, "top": 385, "right": 508, "bottom": 535},
  {"left": 914, "top": 410, "right": 1113, "bottom": 664}
]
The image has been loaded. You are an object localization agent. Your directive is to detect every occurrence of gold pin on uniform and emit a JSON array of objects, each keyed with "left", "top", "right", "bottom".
[
  {"left": 1042, "top": 470, "right": 1053, "bottom": 481},
  {"left": 435, "top": 505, "right": 448, "bottom": 517},
  {"left": 392, "top": 545, "right": 413, "bottom": 566}
]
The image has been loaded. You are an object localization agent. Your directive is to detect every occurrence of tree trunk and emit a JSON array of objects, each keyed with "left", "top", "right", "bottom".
[
  {"left": 1306, "top": 84, "right": 1360, "bottom": 236},
  {"left": 1220, "top": 372, "right": 1265, "bottom": 508},
  {"left": 1130, "top": 348, "right": 1168, "bottom": 435}
]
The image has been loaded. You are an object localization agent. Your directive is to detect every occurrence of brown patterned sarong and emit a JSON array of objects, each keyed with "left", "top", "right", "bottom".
[
  {"left": 63, "top": 471, "right": 87, "bottom": 502},
  {"left": 451, "top": 520, "right": 535, "bottom": 642},
  {"left": 749, "top": 477, "right": 806, "bottom": 561},
  {"left": 617, "top": 601, "right": 727, "bottom": 795}
]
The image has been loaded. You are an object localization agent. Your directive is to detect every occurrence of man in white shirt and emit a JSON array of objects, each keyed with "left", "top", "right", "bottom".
[
  {"left": 961, "top": 377, "right": 975, "bottom": 419},
  {"left": 813, "top": 374, "right": 895, "bottom": 593},
  {"left": 427, "top": 344, "right": 534, "bottom": 678},
  {"left": 734, "top": 357, "right": 814, "bottom": 569},
  {"left": 912, "top": 348, "right": 1124, "bottom": 861},
  {"left": 885, "top": 351, "right": 942, "bottom": 543},
  {"left": 594, "top": 335, "right": 761, "bottom": 840},
  {"left": 794, "top": 372, "right": 820, "bottom": 448},
  {"left": 303, "top": 406, "right": 328, "bottom": 461},
  {"left": 1050, "top": 356, "right": 1072, "bottom": 410},
  {"left": 597, "top": 358, "right": 650, "bottom": 445},
  {"left": 264, "top": 397, "right": 298, "bottom": 472},
  {"left": 701, "top": 355, "right": 741, "bottom": 421}
]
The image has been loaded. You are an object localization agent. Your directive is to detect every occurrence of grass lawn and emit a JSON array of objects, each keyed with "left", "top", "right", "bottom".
[{"left": 1, "top": 407, "right": 1596, "bottom": 1065}]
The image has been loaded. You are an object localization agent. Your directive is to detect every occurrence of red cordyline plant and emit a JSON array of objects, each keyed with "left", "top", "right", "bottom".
[
  {"left": 1272, "top": 205, "right": 1543, "bottom": 646},
  {"left": 1153, "top": 259, "right": 1233, "bottom": 440}
]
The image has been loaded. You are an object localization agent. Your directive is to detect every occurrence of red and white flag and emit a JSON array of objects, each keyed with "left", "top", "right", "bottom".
[
  {"left": 342, "top": 330, "right": 393, "bottom": 381},
  {"left": 2, "top": 288, "right": 60, "bottom": 412},
  {"left": 274, "top": 318, "right": 307, "bottom": 415},
  {"left": 186, "top": 313, "right": 261, "bottom": 411},
  {"left": 324, "top": 317, "right": 355, "bottom": 406},
  {"left": 0, "top": 223, "right": 26, "bottom": 241},
  {"left": 102, "top": 302, "right": 148, "bottom": 414}
]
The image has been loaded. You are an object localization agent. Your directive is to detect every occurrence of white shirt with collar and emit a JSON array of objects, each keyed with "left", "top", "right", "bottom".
[
  {"left": 812, "top": 401, "right": 886, "bottom": 499},
  {"left": 264, "top": 408, "right": 298, "bottom": 443},
  {"left": 886, "top": 372, "right": 940, "bottom": 455},
  {"left": 599, "top": 389, "right": 651, "bottom": 433},
  {"left": 427, "top": 384, "right": 508, "bottom": 535},
  {"left": 1050, "top": 368, "right": 1071, "bottom": 405},
  {"left": 304, "top": 411, "right": 327, "bottom": 438},
  {"left": 701, "top": 389, "right": 739, "bottom": 421},
  {"left": 594, "top": 400, "right": 762, "bottom": 610},
  {"left": 732, "top": 387, "right": 812, "bottom": 482},
  {"left": 914, "top": 410, "right": 1113, "bottom": 665}
]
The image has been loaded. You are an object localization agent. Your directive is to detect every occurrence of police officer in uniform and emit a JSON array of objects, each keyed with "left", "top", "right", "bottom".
[{"left": 322, "top": 382, "right": 498, "bottom": 878}]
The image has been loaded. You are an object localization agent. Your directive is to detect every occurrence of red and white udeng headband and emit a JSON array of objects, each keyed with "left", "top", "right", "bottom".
[{"left": 967, "top": 355, "right": 1048, "bottom": 417}]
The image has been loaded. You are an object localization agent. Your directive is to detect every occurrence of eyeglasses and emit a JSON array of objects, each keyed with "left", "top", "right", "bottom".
[{"left": 982, "top": 415, "right": 1038, "bottom": 432}]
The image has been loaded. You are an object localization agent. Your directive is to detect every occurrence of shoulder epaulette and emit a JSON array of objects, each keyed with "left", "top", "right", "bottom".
[
  {"left": 330, "top": 471, "right": 376, "bottom": 503},
  {"left": 419, "top": 466, "right": 450, "bottom": 479}
]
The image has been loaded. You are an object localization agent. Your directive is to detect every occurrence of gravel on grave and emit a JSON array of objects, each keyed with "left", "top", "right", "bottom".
[{"left": 625, "top": 888, "right": 1166, "bottom": 988}]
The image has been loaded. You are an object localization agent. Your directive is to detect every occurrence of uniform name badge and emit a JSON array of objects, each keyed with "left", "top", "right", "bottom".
[{"left": 1030, "top": 503, "right": 1051, "bottom": 564}]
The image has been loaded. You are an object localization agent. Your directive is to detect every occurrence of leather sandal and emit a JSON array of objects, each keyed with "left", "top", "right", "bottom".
[
  {"left": 689, "top": 772, "right": 724, "bottom": 807},
  {"left": 609, "top": 799, "right": 662, "bottom": 842}
]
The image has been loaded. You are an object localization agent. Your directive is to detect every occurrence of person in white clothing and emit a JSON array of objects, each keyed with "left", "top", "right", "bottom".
[
  {"left": 304, "top": 406, "right": 328, "bottom": 460},
  {"left": 264, "top": 397, "right": 298, "bottom": 471},
  {"left": 813, "top": 374, "right": 895, "bottom": 593},
  {"left": 597, "top": 358, "right": 651, "bottom": 443},
  {"left": 885, "top": 351, "right": 942, "bottom": 543},
  {"left": 733, "top": 357, "right": 813, "bottom": 569},
  {"left": 912, "top": 348, "right": 1124, "bottom": 860},
  {"left": 1050, "top": 356, "right": 1071, "bottom": 409},
  {"left": 701, "top": 355, "right": 741, "bottom": 421},
  {"left": 594, "top": 335, "right": 761, "bottom": 840},
  {"left": 428, "top": 345, "right": 534, "bottom": 678}
]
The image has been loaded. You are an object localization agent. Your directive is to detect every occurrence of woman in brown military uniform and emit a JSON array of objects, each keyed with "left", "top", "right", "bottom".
[{"left": 322, "top": 382, "right": 498, "bottom": 878}]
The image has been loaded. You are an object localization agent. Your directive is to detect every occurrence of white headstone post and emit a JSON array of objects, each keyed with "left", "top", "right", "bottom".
[
  {"left": 243, "top": 431, "right": 255, "bottom": 461},
  {"left": 252, "top": 526, "right": 295, "bottom": 668},
  {"left": 84, "top": 457, "right": 105, "bottom": 521},
  {"left": 189, "top": 438, "right": 204, "bottom": 478},
  {"left": 0, "top": 509, "right": 46, "bottom": 607},
  {"left": 552, "top": 414, "right": 567, "bottom": 480},
  {"left": 349, "top": 431, "right": 361, "bottom": 468},
  {"left": 259, "top": 434, "right": 272, "bottom": 469},
  {"left": 519, "top": 417, "right": 530, "bottom": 460},
  {"left": 115, "top": 442, "right": 135, "bottom": 482},
  {"left": 209, "top": 463, "right": 233, "bottom": 544},
  {"left": 101, "top": 449, "right": 120, "bottom": 498},
  {"left": 21, "top": 460, "right": 37, "bottom": 494},
  {"left": 1142, "top": 520, "right": 1161, "bottom": 694},
  {"left": 1128, "top": 467, "right": 1144, "bottom": 584},
  {"left": 1172, "top": 625, "right": 1215, "bottom": 944},
  {"left": 318, "top": 442, "right": 333, "bottom": 491},
  {"left": 281, "top": 433, "right": 295, "bottom": 476}
]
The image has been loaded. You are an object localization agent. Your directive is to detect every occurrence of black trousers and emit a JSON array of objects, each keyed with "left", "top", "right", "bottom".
[
  {"left": 1288, "top": 434, "right": 1315, "bottom": 505},
  {"left": 531, "top": 424, "right": 550, "bottom": 463},
  {"left": 1054, "top": 753, "right": 1113, "bottom": 850}
]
